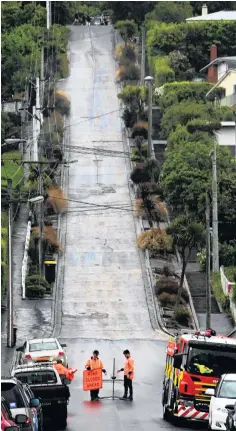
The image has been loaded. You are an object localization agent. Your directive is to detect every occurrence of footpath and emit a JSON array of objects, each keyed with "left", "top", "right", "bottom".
[
  {"left": 186, "top": 249, "right": 233, "bottom": 334},
  {"left": 1, "top": 204, "right": 53, "bottom": 375}
]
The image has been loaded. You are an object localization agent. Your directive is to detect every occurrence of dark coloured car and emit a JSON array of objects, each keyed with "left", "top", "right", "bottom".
[{"left": 226, "top": 403, "right": 236, "bottom": 431}]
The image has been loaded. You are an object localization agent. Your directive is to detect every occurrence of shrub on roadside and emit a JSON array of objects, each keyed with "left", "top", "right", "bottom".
[
  {"left": 137, "top": 228, "right": 173, "bottom": 253},
  {"left": 116, "top": 64, "right": 140, "bottom": 82},
  {"left": 25, "top": 274, "right": 49, "bottom": 298},
  {"left": 156, "top": 278, "right": 189, "bottom": 303},
  {"left": 158, "top": 292, "right": 177, "bottom": 307},
  {"left": 116, "top": 44, "right": 137, "bottom": 64},
  {"left": 131, "top": 122, "right": 148, "bottom": 139},
  {"left": 174, "top": 306, "right": 190, "bottom": 325},
  {"left": 55, "top": 89, "right": 70, "bottom": 116},
  {"left": 122, "top": 107, "right": 137, "bottom": 128}
]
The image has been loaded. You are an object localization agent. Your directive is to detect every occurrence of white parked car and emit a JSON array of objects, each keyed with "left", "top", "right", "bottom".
[
  {"left": 16, "top": 338, "right": 68, "bottom": 367},
  {"left": 206, "top": 374, "right": 236, "bottom": 430}
]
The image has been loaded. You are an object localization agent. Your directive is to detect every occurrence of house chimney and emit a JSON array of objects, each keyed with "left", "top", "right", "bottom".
[
  {"left": 202, "top": 4, "right": 208, "bottom": 16},
  {"left": 208, "top": 44, "right": 218, "bottom": 83}
]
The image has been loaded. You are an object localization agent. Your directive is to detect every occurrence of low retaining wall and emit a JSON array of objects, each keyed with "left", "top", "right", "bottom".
[{"left": 220, "top": 266, "right": 236, "bottom": 323}]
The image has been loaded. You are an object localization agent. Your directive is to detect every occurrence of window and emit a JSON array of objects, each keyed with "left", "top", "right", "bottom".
[
  {"left": 187, "top": 345, "right": 236, "bottom": 377},
  {"left": 16, "top": 371, "right": 57, "bottom": 385},
  {"left": 1, "top": 383, "right": 25, "bottom": 408},
  {"left": 218, "top": 381, "right": 236, "bottom": 399},
  {"left": 29, "top": 341, "right": 58, "bottom": 352},
  {"left": 233, "top": 85, "right": 236, "bottom": 94},
  {"left": 1, "top": 400, "right": 13, "bottom": 420}
]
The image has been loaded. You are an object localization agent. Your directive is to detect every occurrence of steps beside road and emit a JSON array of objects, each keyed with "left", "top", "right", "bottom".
[{"left": 186, "top": 271, "right": 220, "bottom": 314}]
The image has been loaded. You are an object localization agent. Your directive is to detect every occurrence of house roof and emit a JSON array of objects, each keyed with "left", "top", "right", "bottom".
[
  {"left": 200, "top": 57, "right": 236, "bottom": 72},
  {"left": 186, "top": 11, "right": 236, "bottom": 21},
  {"left": 205, "top": 69, "right": 236, "bottom": 97}
]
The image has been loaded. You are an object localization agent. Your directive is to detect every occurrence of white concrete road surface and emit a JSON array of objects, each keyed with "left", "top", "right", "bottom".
[
  {"left": 58, "top": 25, "right": 165, "bottom": 341},
  {"left": 49, "top": 26, "right": 204, "bottom": 431}
]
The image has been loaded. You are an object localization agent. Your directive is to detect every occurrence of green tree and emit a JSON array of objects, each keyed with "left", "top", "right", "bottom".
[
  {"left": 108, "top": 1, "right": 154, "bottom": 25},
  {"left": 167, "top": 216, "right": 205, "bottom": 310},
  {"left": 146, "top": 21, "right": 236, "bottom": 73},
  {"left": 146, "top": 1, "right": 193, "bottom": 23},
  {"left": 115, "top": 20, "right": 138, "bottom": 46},
  {"left": 160, "top": 101, "right": 218, "bottom": 138},
  {"left": 118, "top": 85, "right": 147, "bottom": 120}
]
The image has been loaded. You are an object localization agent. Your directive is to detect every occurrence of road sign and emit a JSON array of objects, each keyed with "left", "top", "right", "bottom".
[{"left": 83, "top": 369, "right": 103, "bottom": 391}]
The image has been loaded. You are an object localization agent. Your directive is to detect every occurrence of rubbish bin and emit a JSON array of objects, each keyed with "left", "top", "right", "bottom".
[{"left": 44, "top": 260, "right": 56, "bottom": 284}]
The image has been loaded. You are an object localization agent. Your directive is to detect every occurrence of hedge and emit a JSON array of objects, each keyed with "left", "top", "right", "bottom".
[
  {"left": 156, "top": 81, "right": 225, "bottom": 109},
  {"left": 152, "top": 56, "right": 175, "bottom": 87},
  {"left": 147, "top": 21, "right": 236, "bottom": 72}
]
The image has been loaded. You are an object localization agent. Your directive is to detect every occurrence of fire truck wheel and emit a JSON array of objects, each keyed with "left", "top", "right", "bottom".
[{"left": 163, "top": 404, "right": 170, "bottom": 421}]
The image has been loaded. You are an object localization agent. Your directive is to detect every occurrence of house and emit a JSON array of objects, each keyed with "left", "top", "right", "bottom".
[
  {"left": 199, "top": 44, "right": 236, "bottom": 108},
  {"left": 186, "top": 4, "right": 236, "bottom": 21},
  {"left": 215, "top": 122, "right": 236, "bottom": 158}
]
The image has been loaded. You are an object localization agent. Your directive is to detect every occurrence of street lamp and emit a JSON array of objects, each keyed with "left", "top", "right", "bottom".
[
  {"left": 144, "top": 76, "right": 154, "bottom": 159},
  {"left": 7, "top": 195, "right": 44, "bottom": 347}
]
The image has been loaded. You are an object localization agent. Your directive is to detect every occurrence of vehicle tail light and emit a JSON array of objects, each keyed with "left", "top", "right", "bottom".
[
  {"left": 25, "top": 354, "right": 31, "bottom": 359},
  {"left": 26, "top": 417, "right": 31, "bottom": 424},
  {"left": 58, "top": 351, "right": 64, "bottom": 356}
]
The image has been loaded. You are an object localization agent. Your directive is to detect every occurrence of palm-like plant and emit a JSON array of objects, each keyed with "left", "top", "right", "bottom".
[{"left": 167, "top": 215, "right": 205, "bottom": 310}]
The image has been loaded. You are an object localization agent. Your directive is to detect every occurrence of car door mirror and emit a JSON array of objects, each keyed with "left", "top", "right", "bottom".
[
  {"left": 15, "top": 414, "right": 27, "bottom": 424},
  {"left": 173, "top": 354, "right": 183, "bottom": 369},
  {"left": 205, "top": 388, "right": 215, "bottom": 396},
  {"left": 30, "top": 398, "right": 40, "bottom": 407},
  {"left": 225, "top": 404, "right": 234, "bottom": 410},
  {"left": 60, "top": 343, "right": 67, "bottom": 347},
  {"left": 16, "top": 345, "right": 24, "bottom": 352}
]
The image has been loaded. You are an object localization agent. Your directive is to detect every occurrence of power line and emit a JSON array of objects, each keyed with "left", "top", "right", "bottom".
[{"left": 63, "top": 108, "right": 122, "bottom": 130}]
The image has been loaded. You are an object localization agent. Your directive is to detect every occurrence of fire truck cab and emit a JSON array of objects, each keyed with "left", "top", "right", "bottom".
[{"left": 162, "top": 330, "right": 236, "bottom": 423}]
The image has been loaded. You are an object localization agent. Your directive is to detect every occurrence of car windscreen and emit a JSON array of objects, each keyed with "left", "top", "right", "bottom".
[
  {"left": 218, "top": 381, "right": 236, "bottom": 399},
  {"left": 15, "top": 371, "right": 57, "bottom": 385},
  {"left": 187, "top": 345, "right": 236, "bottom": 377},
  {"left": 1, "top": 383, "right": 25, "bottom": 408},
  {"left": 29, "top": 342, "right": 58, "bottom": 352}
]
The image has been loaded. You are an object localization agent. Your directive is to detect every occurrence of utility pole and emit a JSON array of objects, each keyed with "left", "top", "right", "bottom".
[
  {"left": 46, "top": 1, "right": 51, "bottom": 30},
  {"left": 38, "top": 138, "right": 44, "bottom": 276},
  {"left": 141, "top": 26, "right": 145, "bottom": 85},
  {"left": 144, "top": 76, "right": 154, "bottom": 159},
  {"left": 212, "top": 139, "right": 219, "bottom": 272},
  {"left": 206, "top": 192, "right": 211, "bottom": 329},
  {"left": 7, "top": 179, "right": 13, "bottom": 347}
]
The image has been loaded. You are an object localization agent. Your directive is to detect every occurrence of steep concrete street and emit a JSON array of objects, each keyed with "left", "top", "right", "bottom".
[
  {"left": 49, "top": 25, "right": 200, "bottom": 431},
  {"left": 57, "top": 25, "right": 165, "bottom": 341}
]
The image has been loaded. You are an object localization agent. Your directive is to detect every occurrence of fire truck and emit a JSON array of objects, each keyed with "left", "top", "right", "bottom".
[{"left": 162, "top": 329, "right": 236, "bottom": 423}]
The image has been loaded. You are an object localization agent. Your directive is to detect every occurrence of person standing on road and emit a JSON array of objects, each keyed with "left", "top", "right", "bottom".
[
  {"left": 117, "top": 350, "right": 134, "bottom": 401},
  {"left": 73, "top": 12, "right": 79, "bottom": 25},
  {"left": 85, "top": 350, "right": 106, "bottom": 401},
  {"left": 86, "top": 15, "right": 91, "bottom": 26},
  {"left": 54, "top": 359, "right": 70, "bottom": 381}
]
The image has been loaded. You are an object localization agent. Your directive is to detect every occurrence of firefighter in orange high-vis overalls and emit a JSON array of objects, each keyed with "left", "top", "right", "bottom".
[
  {"left": 85, "top": 350, "right": 107, "bottom": 401},
  {"left": 117, "top": 349, "right": 134, "bottom": 401}
]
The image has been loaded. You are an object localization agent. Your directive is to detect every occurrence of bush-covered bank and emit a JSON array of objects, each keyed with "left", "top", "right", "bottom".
[{"left": 146, "top": 21, "right": 236, "bottom": 85}]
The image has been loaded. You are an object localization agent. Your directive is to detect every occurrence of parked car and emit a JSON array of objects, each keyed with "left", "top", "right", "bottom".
[
  {"left": 22, "top": 385, "right": 43, "bottom": 431},
  {"left": 206, "top": 374, "right": 236, "bottom": 430},
  {"left": 16, "top": 338, "right": 68, "bottom": 367},
  {"left": 225, "top": 403, "right": 236, "bottom": 431},
  {"left": 1, "top": 397, "right": 27, "bottom": 430},
  {"left": 12, "top": 363, "right": 70, "bottom": 429},
  {"left": 1, "top": 378, "right": 41, "bottom": 431}
]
